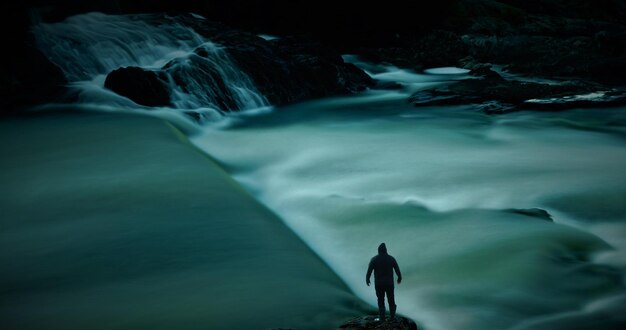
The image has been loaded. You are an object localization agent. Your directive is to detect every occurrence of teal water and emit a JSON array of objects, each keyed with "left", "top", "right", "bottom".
[
  {"left": 0, "top": 113, "right": 366, "bottom": 330},
  {"left": 25, "top": 12, "right": 626, "bottom": 329},
  {"left": 192, "top": 94, "right": 626, "bottom": 330}
]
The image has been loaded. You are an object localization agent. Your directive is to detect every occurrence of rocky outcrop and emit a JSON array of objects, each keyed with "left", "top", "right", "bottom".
[
  {"left": 165, "top": 0, "right": 626, "bottom": 111},
  {"left": 185, "top": 16, "right": 375, "bottom": 105},
  {"left": 104, "top": 67, "right": 171, "bottom": 107},
  {"left": 409, "top": 71, "right": 626, "bottom": 114},
  {"left": 14, "top": 1, "right": 626, "bottom": 114},
  {"left": 102, "top": 14, "right": 374, "bottom": 111},
  {"left": 217, "top": 35, "right": 373, "bottom": 105},
  {"left": 356, "top": 0, "right": 626, "bottom": 88},
  {"left": 338, "top": 316, "right": 418, "bottom": 330}
]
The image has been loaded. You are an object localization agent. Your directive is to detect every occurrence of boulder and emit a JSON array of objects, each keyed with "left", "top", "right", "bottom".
[
  {"left": 209, "top": 31, "right": 375, "bottom": 106},
  {"left": 104, "top": 67, "right": 171, "bottom": 107},
  {"left": 102, "top": 14, "right": 374, "bottom": 110}
]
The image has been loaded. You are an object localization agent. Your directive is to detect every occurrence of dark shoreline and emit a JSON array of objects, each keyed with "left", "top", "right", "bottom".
[{"left": 3, "top": 0, "right": 626, "bottom": 115}]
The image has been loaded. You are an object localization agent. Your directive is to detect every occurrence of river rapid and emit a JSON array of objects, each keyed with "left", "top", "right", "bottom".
[
  {"left": 195, "top": 93, "right": 626, "bottom": 329},
  {"left": 29, "top": 12, "right": 626, "bottom": 330}
]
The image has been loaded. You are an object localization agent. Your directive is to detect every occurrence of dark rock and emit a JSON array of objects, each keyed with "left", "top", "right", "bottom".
[
  {"left": 470, "top": 66, "right": 502, "bottom": 79},
  {"left": 0, "top": 3, "right": 68, "bottom": 114},
  {"left": 357, "top": 30, "right": 469, "bottom": 70},
  {"left": 338, "top": 315, "right": 418, "bottom": 330},
  {"left": 1, "top": 45, "right": 68, "bottom": 114},
  {"left": 135, "top": 14, "right": 373, "bottom": 109},
  {"left": 408, "top": 75, "right": 626, "bottom": 114},
  {"left": 98, "top": 14, "right": 373, "bottom": 110},
  {"left": 104, "top": 67, "right": 171, "bottom": 107},
  {"left": 347, "top": 0, "right": 626, "bottom": 89},
  {"left": 459, "top": 57, "right": 503, "bottom": 79},
  {"left": 22, "top": 1, "right": 626, "bottom": 113},
  {"left": 162, "top": 50, "right": 240, "bottom": 111},
  {"left": 507, "top": 208, "right": 554, "bottom": 221},
  {"left": 453, "top": 1, "right": 626, "bottom": 85},
  {"left": 411, "top": 30, "right": 470, "bottom": 68},
  {"left": 220, "top": 34, "right": 374, "bottom": 106},
  {"left": 523, "top": 89, "right": 626, "bottom": 110}
]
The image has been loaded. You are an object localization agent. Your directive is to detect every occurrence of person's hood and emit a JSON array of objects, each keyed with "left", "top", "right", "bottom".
[{"left": 378, "top": 243, "right": 387, "bottom": 254}]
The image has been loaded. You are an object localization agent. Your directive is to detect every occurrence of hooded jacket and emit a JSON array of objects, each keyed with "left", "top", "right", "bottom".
[{"left": 366, "top": 243, "right": 402, "bottom": 287}]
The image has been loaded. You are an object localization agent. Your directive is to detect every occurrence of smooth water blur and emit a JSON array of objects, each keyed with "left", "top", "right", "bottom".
[
  {"left": 192, "top": 96, "right": 626, "bottom": 330},
  {"left": 33, "top": 13, "right": 206, "bottom": 80},
  {"left": 0, "top": 113, "right": 365, "bottom": 330},
  {"left": 30, "top": 12, "right": 626, "bottom": 329},
  {"left": 33, "top": 13, "right": 267, "bottom": 113},
  {"left": 343, "top": 55, "right": 471, "bottom": 94}
]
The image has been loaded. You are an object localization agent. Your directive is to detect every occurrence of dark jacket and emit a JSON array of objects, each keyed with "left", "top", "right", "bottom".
[{"left": 366, "top": 243, "right": 402, "bottom": 287}]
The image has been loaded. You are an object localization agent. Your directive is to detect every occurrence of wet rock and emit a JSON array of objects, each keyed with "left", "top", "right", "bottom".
[
  {"left": 104, "top": 67, "right": 171, "bottom": 107},
  {"left": 103, "top": 14, "right": 374, "bottom": 110},
  {"left": 357, "top": 30, "right": 468, "bottom": 71},
  {"left": 408, "top": 75, "right": 626, "bottom": 114},
  {"left": 506, "top": 208, "right": 554, "bottom": 221},
  {"left": 459, "top": 57, "right": 502, "bottom": 79},
  {"left": 173, "top": 14, "right": 374, "bottom": 103},
  {"left": 162, "top": 50, "right": 241, "bottom": 111},
  {"left": 351, "top": 0, "right": 626, "bottom": 88},
  {"left": 338, "top": 315, "right": 418, "bottom": 330},
  {"left": 218, "top": 34, "right": 374, "bottom": 106},
  {"left": 523, "top": 90, "right": 626, "bottom": 110}
]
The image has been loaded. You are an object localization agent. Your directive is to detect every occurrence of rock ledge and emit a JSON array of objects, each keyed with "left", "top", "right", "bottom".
[{"left": 338, "top": 315, "right": 418, "bottom": 330}]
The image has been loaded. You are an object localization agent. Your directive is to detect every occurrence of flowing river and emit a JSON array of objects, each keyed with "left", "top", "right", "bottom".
[{"left": 13, "top": 12, "right": 626, "bottom": 330}]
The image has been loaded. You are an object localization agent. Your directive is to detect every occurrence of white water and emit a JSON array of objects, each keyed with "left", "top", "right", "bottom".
[
  {"left": 192, "top": 96, "right": 626, "bottom": 330},
  {"left": 343, "top": 55, "right": 471, "bottom": 94},
  {"left": 33, "top": 12, "right": 267, "bottom": 114},
  {"left": 31, "top": 13, "right": 626, "bottom": 330}
]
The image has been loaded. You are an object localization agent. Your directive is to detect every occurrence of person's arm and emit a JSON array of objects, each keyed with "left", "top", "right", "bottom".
[
  {"left": 366, "top": 259, "right": 374, "bottom": 286},
  {"left": 393, "top": 258, "right": 402, "bottom": 284}
]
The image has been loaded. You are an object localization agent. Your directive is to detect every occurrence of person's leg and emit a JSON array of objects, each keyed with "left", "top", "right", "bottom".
[
  {"left": 375, "top": 285, "right": 386, "bottom": 321},
  {"left": 387, "top": 286, "right": 396, "bottom": 319}
]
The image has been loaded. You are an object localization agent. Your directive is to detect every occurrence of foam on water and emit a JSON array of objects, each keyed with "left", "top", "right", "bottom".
[
  {"left": 30, "top": 13, "right": 626, "bottom": 329},
  {"left": 343, "top": 55, "right": 470, "bottom": 94},
  {"left": 423, "top": 67, "right": 470, "bottom": 75},
  {"left": 33, "top": 12, "right": 267, "bottom": 112},
  {"left": 192, "top": 98, "right": 626, "bottom": 330}
]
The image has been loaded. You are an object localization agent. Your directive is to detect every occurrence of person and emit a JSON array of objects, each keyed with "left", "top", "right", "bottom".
[{"left": 366, "top": 243, "right": 402, "bottom": 321}]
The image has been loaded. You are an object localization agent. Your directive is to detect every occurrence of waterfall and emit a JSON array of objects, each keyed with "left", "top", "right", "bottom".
[{"left": 32, "top": 12, "right": 268, "bottom": 112}]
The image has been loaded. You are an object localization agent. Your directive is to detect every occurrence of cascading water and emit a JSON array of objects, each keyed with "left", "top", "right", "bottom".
[
  {"left": 26, "top": 11, "right": 626, "bottom": 330},
  {"left": 192, "top": 97, "right": 626, "bottom": 330},
  {"left": 32, "top": 12, "right": 267, "bottom": 114}
]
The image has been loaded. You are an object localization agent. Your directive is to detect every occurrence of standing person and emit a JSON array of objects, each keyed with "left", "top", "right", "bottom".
[{"left": 366, "top": 243, "right": 402, "bottom": 321}]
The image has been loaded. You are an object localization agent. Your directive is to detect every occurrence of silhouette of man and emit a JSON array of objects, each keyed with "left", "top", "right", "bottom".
[{"left": 366, "top": 243, "right": 402, "bottom": 321}]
